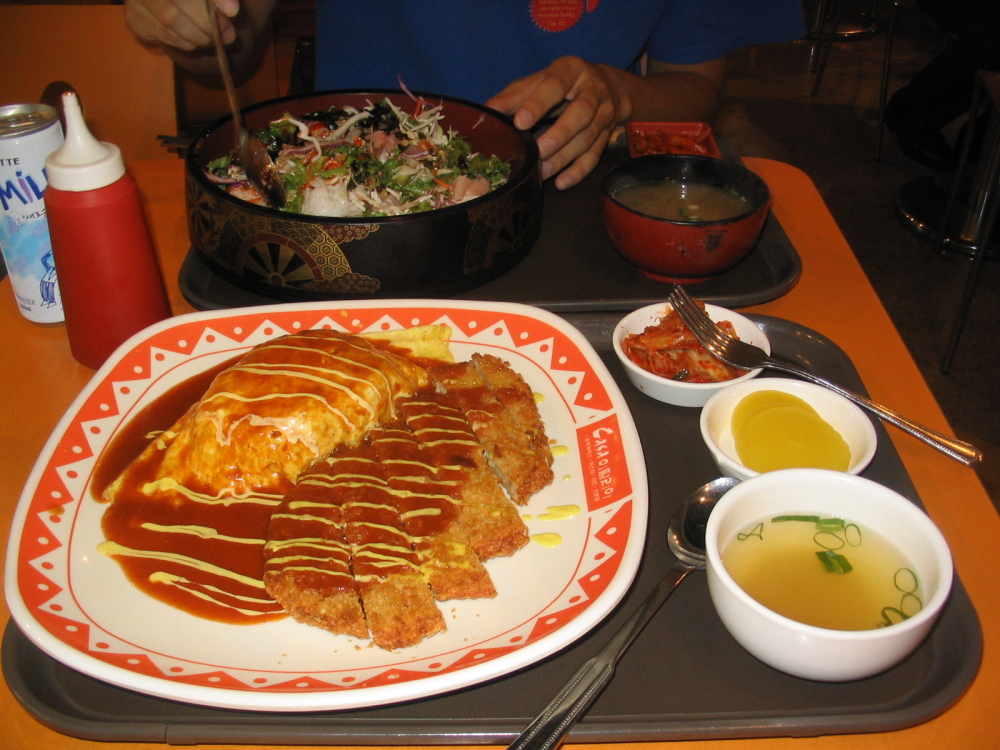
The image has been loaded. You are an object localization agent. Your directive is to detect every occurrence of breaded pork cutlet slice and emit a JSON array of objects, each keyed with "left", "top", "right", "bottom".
[
  {"left": 430, "top": 360, "right": 554, "bottom": 504},
  {"left": 398, "top": 395, "right": 529, "bottom": 559},
  {"left": 335, "top": 446, "right": 446, "bottom": 650},
  {"left": 369, "top": 426, "right": 496, "bottom": 601},
  {"left": 265, "top": 447, "right": 445, "bottom": 649},
  {"left": 472, "top": 353, "right": 554, "bottom": 469},
  {"left": 263, "top": 461, "right": 368, "bottom": 639}
]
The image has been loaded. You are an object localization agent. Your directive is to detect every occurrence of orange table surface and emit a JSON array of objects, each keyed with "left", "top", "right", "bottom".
[{"left": 1, "top": 157, "right": 997, "bottom": 749}]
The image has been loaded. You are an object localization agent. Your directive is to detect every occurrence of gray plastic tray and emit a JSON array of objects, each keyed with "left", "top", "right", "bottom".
[
  {"left": 178, "top": 149, "right": 801, "bottom": 313},
  {"left": 1, "top": 313, "right": 982, "bottom": 745}
]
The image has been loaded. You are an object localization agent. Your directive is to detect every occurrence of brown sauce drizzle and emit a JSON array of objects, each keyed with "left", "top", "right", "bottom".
[
  {"left": 397, "top": 396, "right": 483, "bottom": 475},
  {"left": 370, "top": 425, "right": 461, "bottom": 538},
  {"left": 99, "top": 480, "right": 287, "bottom": 623},
  {"left": 91, "top": 356, "right": 236, "bottom": 501},
  {"left": 94, "top": 353, "right": 288, "bottom": 625}
]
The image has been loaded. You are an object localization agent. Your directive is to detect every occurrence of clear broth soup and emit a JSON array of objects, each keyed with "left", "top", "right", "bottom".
[
  {"left": 723, "top": 514, "right": 923, "bottom": 631},
  {"left": 615, "top": 180, "right": 749, "bottom": 222}
]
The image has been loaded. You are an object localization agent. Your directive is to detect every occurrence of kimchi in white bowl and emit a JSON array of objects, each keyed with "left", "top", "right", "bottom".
[{"left": 613, "top": 301, "right": 769, "bottom": 407}]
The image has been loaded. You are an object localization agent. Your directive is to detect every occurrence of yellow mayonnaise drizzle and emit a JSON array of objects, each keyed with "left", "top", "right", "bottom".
[
  {"left": 141, "top": 478, "right": 283, "bottom": 508},
  {"left": 96, "top": 541, "right": 267, "bottom": 590},
  {"left": 139, "top": 523, "right": 262, "bottom": 545},
  {"left": 526, "top": 504, "right": 582, "bottom": 547},
  {"left": 537, "top": 504, "right": 580, "bottom": 521},
  {"left": 148, "top": 572, "right": 277, "bottom": 617},
  {"left": 530, "top": 533, "right": 563, "bottom": 548}
]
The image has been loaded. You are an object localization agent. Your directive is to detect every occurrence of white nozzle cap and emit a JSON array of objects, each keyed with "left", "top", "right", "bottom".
[{"left": 44, "top": 91, "right": 125, "bottom": 191}]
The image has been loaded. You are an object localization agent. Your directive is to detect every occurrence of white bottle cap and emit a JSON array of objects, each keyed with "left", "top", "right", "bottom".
[{"left": 44, "top": 91, "right": 125, "bottom": 191}]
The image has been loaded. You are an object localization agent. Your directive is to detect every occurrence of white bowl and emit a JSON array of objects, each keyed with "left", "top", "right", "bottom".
[
  {"left": 613, "top": 302, "right": 769, "bottom": 407},
  {"left": 700, "top": 377, "right": 878, "bottom": 481},
  {"left": 706, "top": 469, "right": 954, "bottom": 682}
]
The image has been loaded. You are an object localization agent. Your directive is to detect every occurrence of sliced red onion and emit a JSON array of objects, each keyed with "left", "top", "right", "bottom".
[{"left": 206, "top": 173, "right": 243, "bottom": 185}]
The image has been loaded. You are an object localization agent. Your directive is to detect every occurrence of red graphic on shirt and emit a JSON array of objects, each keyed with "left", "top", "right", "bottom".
[{"left": 530, "top": 0, "right": 601, "bottom": 33}]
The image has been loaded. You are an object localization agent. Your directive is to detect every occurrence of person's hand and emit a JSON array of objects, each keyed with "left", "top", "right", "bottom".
[
  {"left": 486, "top": 56, "right": 630, "bottom": 190},
  {"left": 124, "top": 0, "right": 240, "bottom": 52}
]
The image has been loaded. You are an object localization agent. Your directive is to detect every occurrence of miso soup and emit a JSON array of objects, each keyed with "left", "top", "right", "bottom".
[
  {"left": 722, "top": 514, "right": 923, "bottom": 631},
  {"left": 615, "top": 180, "right": 749, "bottom": 222}
]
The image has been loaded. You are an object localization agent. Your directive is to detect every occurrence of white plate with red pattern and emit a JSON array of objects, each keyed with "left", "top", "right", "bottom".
[{"left": 5, "top": 300, "right": 647, "bottom": 711}]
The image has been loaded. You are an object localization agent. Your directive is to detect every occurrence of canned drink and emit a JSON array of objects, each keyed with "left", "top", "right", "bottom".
[{"left": 0, "top": 103, "right": 64, "bottom": 324}]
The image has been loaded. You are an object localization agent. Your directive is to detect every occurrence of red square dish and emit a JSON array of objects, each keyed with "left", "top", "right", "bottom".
[{"left": 625, "top": 122, "right": 722, "bottom": 158}]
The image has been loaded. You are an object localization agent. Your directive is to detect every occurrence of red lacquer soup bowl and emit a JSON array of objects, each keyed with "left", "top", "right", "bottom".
[{"left": 601, "top": 154, "right": 770, "bottom": 283}]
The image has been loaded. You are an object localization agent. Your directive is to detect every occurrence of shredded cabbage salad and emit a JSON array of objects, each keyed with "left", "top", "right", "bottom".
[{"left": 205, "top": 97, "right": 512, "bottom": 217}]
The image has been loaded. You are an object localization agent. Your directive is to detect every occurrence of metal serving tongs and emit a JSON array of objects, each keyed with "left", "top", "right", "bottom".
[{"left": 205, "top": 0, "right": 285, "bottom": 208}]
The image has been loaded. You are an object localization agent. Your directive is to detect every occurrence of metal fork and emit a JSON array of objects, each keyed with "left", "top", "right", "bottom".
[{"left": 667, "top": 286, "right": 983, "bottom": 466}]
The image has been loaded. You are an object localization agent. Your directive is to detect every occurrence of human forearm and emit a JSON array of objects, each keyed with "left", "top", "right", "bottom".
[
  {"left": 124, "top": 0, "right": 276, "bottom": 76},
  {"left": 628, "top": 57, "right": 727, "bottom": 123},
  {"left": 486, "top": 55, "right": 727, "bottom": 190}
]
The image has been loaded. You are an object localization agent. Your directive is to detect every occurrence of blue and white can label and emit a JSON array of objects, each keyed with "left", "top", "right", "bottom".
[{"left": 0, "top": 103, "right": 64, "bottom": 324}]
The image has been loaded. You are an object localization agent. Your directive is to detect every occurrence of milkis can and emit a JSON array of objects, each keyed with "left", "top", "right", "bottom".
[{"left": 0, "top": 103, "right": 64, "bottom": 323}]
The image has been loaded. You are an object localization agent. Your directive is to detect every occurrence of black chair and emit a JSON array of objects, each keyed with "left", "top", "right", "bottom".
[
  {"left": 809, "top": 0, "right": 900, "bottom": 160},
  {"left": 939, "top": 70, "right": 1000, "bottom": 372}
]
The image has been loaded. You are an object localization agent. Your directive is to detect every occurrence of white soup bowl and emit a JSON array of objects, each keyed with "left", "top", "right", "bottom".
[
  {"left": 613, "top": 302, "right": 769, "bottom": 408},
  {"left": 705, "top": 468, "right": 953, "bottom": 681}
]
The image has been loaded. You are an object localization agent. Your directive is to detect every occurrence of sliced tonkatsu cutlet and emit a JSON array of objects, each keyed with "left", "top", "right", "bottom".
[
  {"left": 264, "top": 446, "right": 445, "bottom": 650},
  {"left": 263, "top": 460, "right": 368, "bottom": 640},
  {"left": 472, "top": 353, "right": 553, "bottom": 467},
  {"left": 369, "top": 425, "right": 497, "bottom": 601},
  {"left": 431, "top": 358, "right": 554, "bottom": 504},
  {"left": 335, "top": 446, "right": 446, "bottom": 649},
  {"left": 398, "top": 395, "right": 529, "bottom": 559}
]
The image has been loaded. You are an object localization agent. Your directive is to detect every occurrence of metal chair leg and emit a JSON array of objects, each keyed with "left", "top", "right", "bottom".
[
  {"left": 940, "top": 73, "right": 1000, "bottom": 373},
  {"left": 874, "top": 0, "right": 900, "bottom": 161},
  {"left": 941, "top": 196, "right": 999, "bottom": 373},
  {"left": 811, "top": 0, "right": 846, "bottom": 96},
  {"left": 808, "top": 0, "right": 829, "bottom": 73},
  {"left": 938, "top": 85, "right": 985, "bottom": 256}
]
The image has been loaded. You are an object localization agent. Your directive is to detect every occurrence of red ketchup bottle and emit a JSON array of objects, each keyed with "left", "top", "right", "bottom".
[{"left": 43, "top": 91, "right": 171, "bottom": 369}]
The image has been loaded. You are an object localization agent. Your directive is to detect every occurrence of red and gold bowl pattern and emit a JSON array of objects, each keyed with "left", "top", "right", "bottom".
[{"left": 185, "top": 90, "right": 543, "bottom": 301}]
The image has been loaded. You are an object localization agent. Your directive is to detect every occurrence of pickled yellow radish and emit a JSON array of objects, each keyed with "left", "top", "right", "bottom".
[
  {"left": 731, "top": 390, "right": 790, "bottom": 435},
  {"left": 732, "top": 391, "right": 851, "bottom": 472}
]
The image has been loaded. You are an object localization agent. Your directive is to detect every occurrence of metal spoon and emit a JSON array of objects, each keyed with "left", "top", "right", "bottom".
[
  {"left": 507, "top": 476, "right": 740, "bottom": 750},
  {"left": 205, "top": 0, "right": 285, "bottom": 208}
]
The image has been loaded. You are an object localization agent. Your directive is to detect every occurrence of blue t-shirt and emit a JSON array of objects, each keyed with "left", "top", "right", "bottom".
[{"left": 314, "top": 0, "right": 805, "bottom": 103}]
